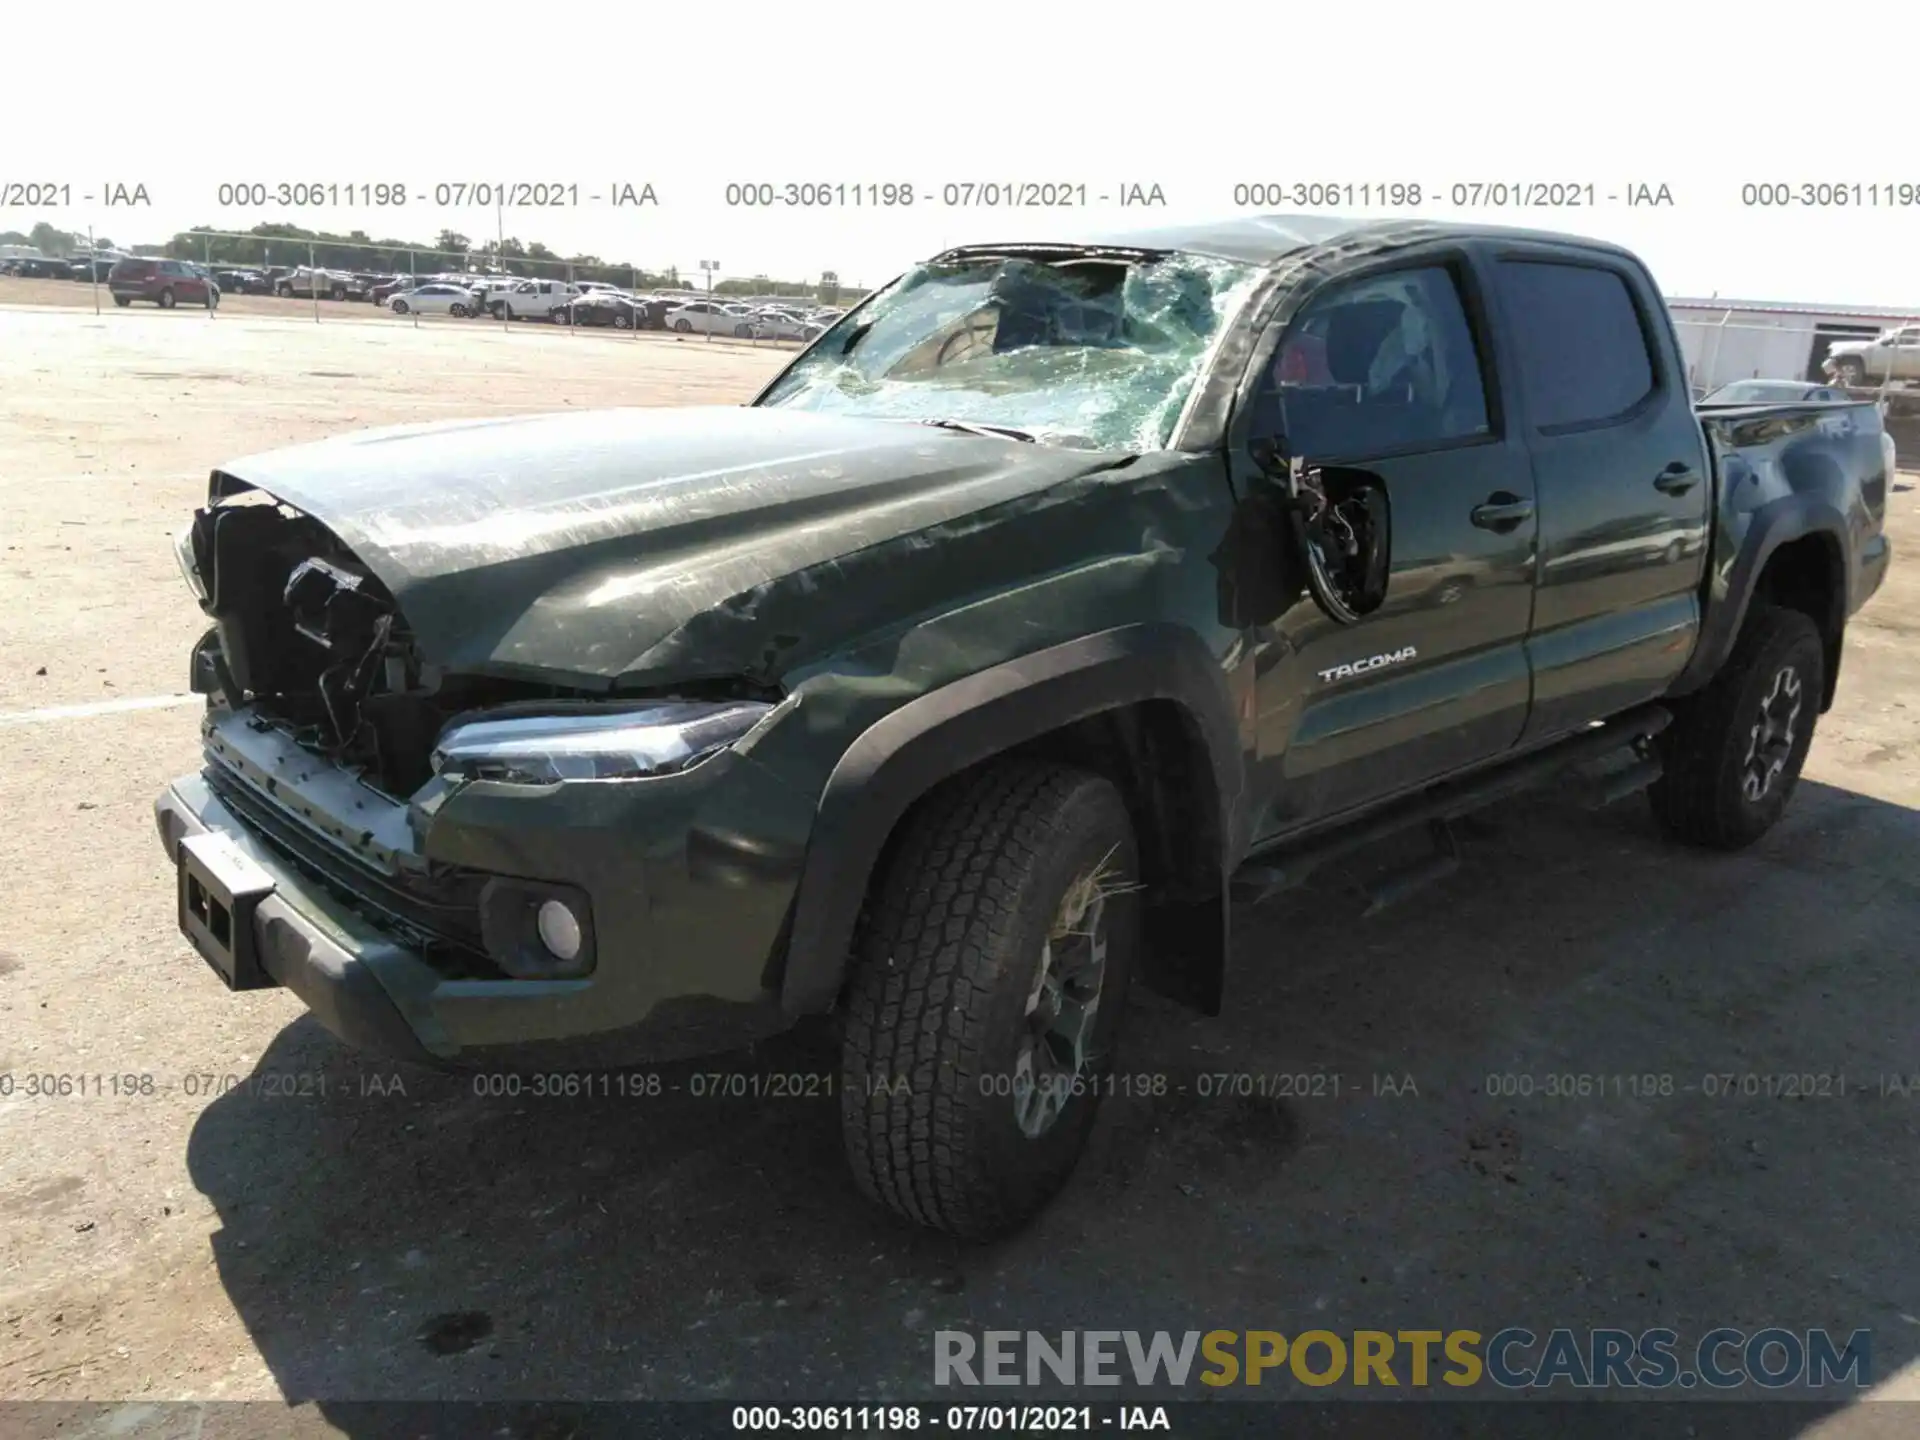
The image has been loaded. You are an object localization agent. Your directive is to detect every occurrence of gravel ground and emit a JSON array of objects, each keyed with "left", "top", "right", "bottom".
[{"left": 1, "top": 305, "right": 1917, "bottom": 1436}]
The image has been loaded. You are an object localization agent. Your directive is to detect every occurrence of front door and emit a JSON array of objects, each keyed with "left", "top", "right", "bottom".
[{"left": 1229, "top": 254, "right": 1540, "bottom": 840}]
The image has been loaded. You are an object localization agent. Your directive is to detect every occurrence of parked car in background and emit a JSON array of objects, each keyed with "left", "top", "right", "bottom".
[
  {"left": 69, "top": 253, "right": 123, "bottom": 282},
  {"left": 1700, "top": 379, "right": 1850, "bottom": 405},
  {"left": 387, "top": 282, "right": 474, "bottom": 317},
  {"left": 464, "top": 277, "right": 520, "bottom": 315},
  {"left": 552, "top": 292, "right": 641, "bottom": 328},
  {"left": 1824, "top": 326, "right": 1920, "bottom": 387},
  {"left": 109, "top": 257, "right": 219, "bottom": 309},
  {"left": 12, "top": 256, "right": 73, "bottom": 279},
  {"left": 551, "top": 292, "right": 676, "bottom": 330},
  {"left": 749, "top": 311, "right": 819, "bottom": 342},
  {"left": 370, "top": 275, "right": 430, "bottom": 305},
  {"left": 486, "top": 279, "right": 583, "bottom": 320},
  {"left": 664, "top": 299, "right": 755, "bottom": 336},
  {"left": 275, "top": 267, "right": 355, "bottom": 300}
]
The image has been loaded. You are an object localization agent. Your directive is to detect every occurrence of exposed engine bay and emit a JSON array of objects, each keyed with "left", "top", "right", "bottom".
[{"left": 185, "top": 495, "right": 591, "bottom": 799}]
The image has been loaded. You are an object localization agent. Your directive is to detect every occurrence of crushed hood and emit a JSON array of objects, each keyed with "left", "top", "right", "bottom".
[{"left": 213, "top": 406, "right": 1128, "bottom": 688}]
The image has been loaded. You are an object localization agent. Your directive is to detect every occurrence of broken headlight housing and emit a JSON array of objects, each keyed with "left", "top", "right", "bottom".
[
  {"left": 174, "top": 521, "right": 208, "bottom": 603},
  {"left": 430, "top": 702, "right": 772, "bottom": 786}
]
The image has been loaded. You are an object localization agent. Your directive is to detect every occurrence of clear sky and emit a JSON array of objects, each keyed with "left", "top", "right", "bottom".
[{"left": 6, "top": 0, "right": 1916, "bottom": 305}]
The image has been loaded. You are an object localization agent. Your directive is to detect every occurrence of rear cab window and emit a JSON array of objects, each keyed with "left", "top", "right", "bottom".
[{"left": 1494, "top": 259, "right": 1658, "bottom": 430}]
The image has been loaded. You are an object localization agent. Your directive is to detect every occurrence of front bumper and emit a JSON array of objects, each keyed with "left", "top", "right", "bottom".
[
  {"left": 155, "top": 755, "right": 811, "bottom": 1069},
  {"left": 157, "top": 776, "right": 441, "bottom": 1064}
]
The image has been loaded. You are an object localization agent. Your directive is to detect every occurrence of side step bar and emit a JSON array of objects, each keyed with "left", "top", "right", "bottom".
[{"left": 1230, "top": 704, "right": 1671, "bottom": 913}]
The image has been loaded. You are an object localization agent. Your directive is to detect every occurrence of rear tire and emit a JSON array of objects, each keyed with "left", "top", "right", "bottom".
[
  {"left": 1648, "top": 605, "right": 1824, "bottom": 850},
  {"left": 113, "top": 295, "right": 131, "bottom": 307},
  {"left": 157, "top": 288, "right": 176, "bottom": 309},
  {"left": 840, "top": 760, "right": 1140, "bottom": 1240}
]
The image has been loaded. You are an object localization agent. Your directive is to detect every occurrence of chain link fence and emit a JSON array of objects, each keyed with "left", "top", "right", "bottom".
[{"left": 1672, "top": 309, "right": 1920, "bottom": 416}]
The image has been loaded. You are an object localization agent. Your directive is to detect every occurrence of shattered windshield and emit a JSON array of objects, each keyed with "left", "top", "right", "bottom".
[{"left": 754, "top": 252, "right": 1263, "bottom": 451}]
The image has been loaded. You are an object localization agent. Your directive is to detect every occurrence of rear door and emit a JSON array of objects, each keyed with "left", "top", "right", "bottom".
[
  {"left": 1483, "top": 248, "right": 1712, "bottom": 742},
  {"left": 1234, "top": 249, "right": 1541, "bottom": 836}
]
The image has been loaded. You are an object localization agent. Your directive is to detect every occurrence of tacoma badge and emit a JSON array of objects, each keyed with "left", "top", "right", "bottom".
[{"left": 1318, "top": 646, "right": 1417, "bottom": 684}]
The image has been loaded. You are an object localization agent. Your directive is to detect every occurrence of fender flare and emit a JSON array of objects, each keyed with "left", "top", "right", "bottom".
[
  {"left": 778, "top": 623, "right": 1246, "bottom": 1017},
  {"left": 1671, "top": 491, "right": 1852, "bottom": 702}
]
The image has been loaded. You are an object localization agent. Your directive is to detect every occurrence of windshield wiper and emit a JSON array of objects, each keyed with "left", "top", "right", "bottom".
[{"left": 922, "top": 418, "right": 1036, "bottom": 443}]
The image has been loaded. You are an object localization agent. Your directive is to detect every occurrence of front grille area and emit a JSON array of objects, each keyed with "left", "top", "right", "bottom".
[{"left": 203, "top": 761, "right": 499, "bottom": 977}]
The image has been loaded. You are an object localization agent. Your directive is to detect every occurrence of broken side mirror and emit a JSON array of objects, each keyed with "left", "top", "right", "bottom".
[
  {"left": 1290, "top": 459, "right": 1392, "bottom": 626},
  {"left": 1245, "top": 434, "right": 1392, "bottom": 627}
]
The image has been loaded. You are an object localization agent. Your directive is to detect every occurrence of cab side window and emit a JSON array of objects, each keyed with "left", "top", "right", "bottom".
[
  {"left": 1256, "top": 265, "right": 1491, "bottom": 461},
  {"left": 1495, "top": 260, "right": 1654, "bottom": 430}
]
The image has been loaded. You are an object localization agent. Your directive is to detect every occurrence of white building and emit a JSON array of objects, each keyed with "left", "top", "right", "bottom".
[{"left": 1668, "top": 297, "right": 1920, "bottom": 394}]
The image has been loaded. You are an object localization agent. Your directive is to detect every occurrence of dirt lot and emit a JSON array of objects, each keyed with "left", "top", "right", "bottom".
[{"left": 1, "top": 304, "right": 1918, "bottom": 1435}]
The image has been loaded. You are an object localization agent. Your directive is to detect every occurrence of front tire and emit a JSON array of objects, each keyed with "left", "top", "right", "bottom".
[
  {"left": 1833, "top": 358, "right": 1867, "bottom": 387},
  {"left": 674, "top": 318, "right": 692, "bottom": 332},
  {"left": 841, "top": 761, "right": 1140, "bottom": 1240},
  {"left": 1648, "top": 605, "right": 1824, "bottom": 850},
  {"left": 449, "top": 303, "right": 468, "bottom": 318},
  {"left": 157, "top": 288, "right": 176, "bottom": 309},
  {"left": 391, "top": 299, "right": 409, "bottom": 315}
]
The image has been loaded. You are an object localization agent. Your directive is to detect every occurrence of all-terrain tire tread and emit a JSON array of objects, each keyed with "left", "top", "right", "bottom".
[
  {"left": 1648, "top": 604, "right": 1823, "bottom": 849},
  {"left": 840, "top": 760, "right": 1107, "bottom": 1238}
]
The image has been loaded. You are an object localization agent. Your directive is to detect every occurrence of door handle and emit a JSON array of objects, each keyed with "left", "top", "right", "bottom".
[
  {"left": 1470, "top": 493, "right": 1534, "bottom": 531},
  {"left": 1655, "top": 462, "right": 1700, "bottom": 496}
]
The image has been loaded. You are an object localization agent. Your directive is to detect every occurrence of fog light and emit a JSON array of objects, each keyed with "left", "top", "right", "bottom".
[{"left": 535, "top": 899, "right": 583, "bottom": 961}]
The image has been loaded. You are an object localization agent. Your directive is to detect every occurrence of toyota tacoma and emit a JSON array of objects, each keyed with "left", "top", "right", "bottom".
[{"left": 155, "top": 216, "right": 1894, "bottom": 1238}]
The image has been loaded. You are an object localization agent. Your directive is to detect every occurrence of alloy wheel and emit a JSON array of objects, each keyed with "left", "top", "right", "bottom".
[
  {"left": 1011, "top": 862, "right": 1113, "bottom": 1139},
  {"left": 1741, "top": 664, "right": 1803, "bottom": 801}
]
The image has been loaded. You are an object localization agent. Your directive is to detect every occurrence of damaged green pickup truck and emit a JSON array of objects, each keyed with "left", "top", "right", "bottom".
[{"left": 156, "top": 216, "right": 1893, "bottom": 1239}]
